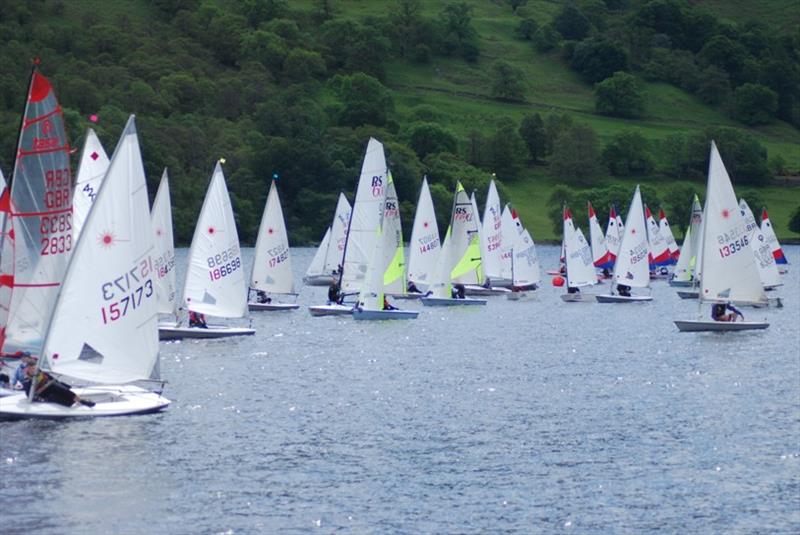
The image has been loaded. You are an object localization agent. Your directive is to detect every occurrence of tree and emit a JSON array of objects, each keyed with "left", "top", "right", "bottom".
[
  {"left": 534, "top": 24, "right": 560, "bottom": 52},
  {"left": 730, "top": 83, "right": 778, "bottom": 125},
  {"left": 518, "top": 113, "right": 547, "bottom": 163},
  {"left": 697, "top": 34, "right": 749, "bottom": 85},
  {"left": 550, "top": 123, "right": 602, "bottom": 183},
  {"left": 553, "top": 4, "right": 591, "bottom": 41},
  {"left": 789, "top": 206, "right": 800, "bottom": 234},
  {"left": 594, "top": 71, "right": 645, "bottom": 118},
  {"left": 696, "top": 65, "right": 730, "bottom": 105},
  {"left": 406, "top": 122, "right": 458, "bottom": 159},
  {"left": 682, "top": 127, "right": 771, "bottom": 185},
  {"left": 490, "top": 61, "right": 526, "bottom": 102},
  {"left": 517, "top": 18, "right": 538, "bottom": 40},
  {"left": 571, "top": 38, "right": 628, "bottom": 83},
  {"left": 602, "top": 130, "right": 654, "bottom": 176},
  {"left": 389, "top": 0, "right": 425, "bottom": 58},
  {"left": 663, "top": 183, "right": 701, "bottom": 238},
  {"left": 487, "top": 117, "right": 526, "bottom": 180},
  {"left": 329, "top": 73, "right": 394, "bottom": 127}
]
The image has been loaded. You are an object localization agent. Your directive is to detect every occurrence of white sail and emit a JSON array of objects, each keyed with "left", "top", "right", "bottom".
[
  {"left": 183, "top": 162, "right": 247, "bottom": 318},
  {"left": 72, "top": 129, "right": 109, "bottom": 241},
  {"left": 659, "top": 209, "right": 679, "bottom": 260},
  {"left": 358, "top": 226, "right": 385, "bottom": 311},
  {"left": 251, "top": 180, "right": 294, "bottom": 295},
  {"left": 428, "top": 226, "right": 453, "bottom": 299},
  {"left": 0, "top": 71, "right": 73, "bottom": 354},
  {"left": 341, "top": 138, "right": 387, "bottom": 292},
  {"left": 41, "top": 116, "right": 159, "bottom": 384},
  {"left": 698, "top": 142, "right": 766, "bottom": 305},
  {"left": 151, "top": 170, "right": 177, "bottom": 316},
  {"left": 381, "top": 172, "right": 405, "bottom": 294},
  {"left": 604, "top": 205, "right": 622, "bottom": 259},
  {"left": 481, "top": 180, "right": 503, "bottom": 280},
  {"left": 645, "top": 205, "right": 670, "bottom": 267},
  {"left": 588, "top": 202, "right": 613, "bottom": 269},
  {"left": 306, "top": 227, "right": 330, "bottom": 279},
  {"left": 739, "top": 199, "right": 781, "bottom": 289},
  {"left": 326, "top": 193, "right": 351, "bottom": 275},
  {"left": 760, "top": 208, "right": 788, "bottom": 268},
  {"left": 407, "top": 177, "right": 440, "bottom": 288},
  {"left": 498, "top": 205, "right": 517, "bottom": 281},
  {"left": 451, "top": 184, "right": 482, "bottom": 285},
  {"left": 564, "top": 210, "right": 596, "bottom": 287},
  {"left": 511, "top": 228, "right": 540, "bottom": 286},
  {"left": 612, "top": 186, "right": 650, "bottom": 289},
  {"left": 672, "top": 225, "right": 693, "bottom": 282},
  {"left": 673, "top": 196, "right": 703, "bottom": 283}
]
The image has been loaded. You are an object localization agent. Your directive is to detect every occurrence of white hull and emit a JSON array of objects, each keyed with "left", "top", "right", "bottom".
[
  {"left": 560, "top": 293, "right": 596, "bottom": 303},
  {"left": 308, "top": 304, "right": 353, "bottom": 317},
  {"left": 353, "top": 309, "right": 419, "bottom": 320},
  {"left": 463, "top": 285, "right": 511, "bottom": 296},
  {"left": 0, "top": 385, "right": 170, "bottom": 419},
  {"left": 596, "top": 294, "right": 653, "bottom": 303},
  {"left": 247, "top": 302, "right": 300, "bottom": 311},
  {"left": 158, "top": 325, "right": 256, "bottom": 340},
  {"left": 0, "top": 386, "right": 19, "bottom": 398},
  {"left": 420, "top": 296, "right": 487, "bottom": 306},
  {"left": 303, "top": 274, "right": 337, "bottom": 286},
  {"left": 674, "top": 319, "right": 769, "bottom": 332},
  {"left": 677, "top": 290, "right": 699, "bottom": 299},
  {"left": 676, "top": 292, "right": 782, "bottom": 308}
]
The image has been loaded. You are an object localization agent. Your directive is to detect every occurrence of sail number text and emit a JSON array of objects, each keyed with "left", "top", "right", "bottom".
[
  {"left": 39, "top": 213, "right": 73, "bottom": 256},
  {"left": 100, "top": 258, "right": 154, "bottom": 324},
  {"left": 267, "top": 245, "right": 288, "bottom": 268},
  {"left": 717, "top": 235, "right": 748, "bottom": 258}
]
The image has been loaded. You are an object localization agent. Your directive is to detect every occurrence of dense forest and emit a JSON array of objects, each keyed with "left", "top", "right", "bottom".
[{"left": 0, "top": 0, "right": 798, "bottom": 244}]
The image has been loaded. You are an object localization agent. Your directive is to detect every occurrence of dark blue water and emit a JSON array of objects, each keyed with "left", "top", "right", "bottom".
[{"left": 2, "top": 245, "right": 799, "bottom": 534}]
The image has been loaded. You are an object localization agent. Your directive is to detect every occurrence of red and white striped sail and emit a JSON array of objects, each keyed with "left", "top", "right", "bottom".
[
  {"left": 698, "top": 142, "right": 766, "bottom": 305},
  {"left": 0, "top": 70, "right": 73, "bottom": 354},
  {"left": 72, "top": 129, "right": 109, "bottom": 242},
  {"left": 645, "top": 205, "right": 671, "bottom": 268},
  {"left": 659, "top": 209, "right": 679, "bottom": 261},
  {"left": 588, "top": 202, "right": 613, "bottom": 270},
  {"left": 760, "top": 209, "right": 788, "bottom": 268}
]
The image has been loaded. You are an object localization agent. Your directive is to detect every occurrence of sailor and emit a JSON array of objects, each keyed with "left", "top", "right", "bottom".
[
  {"left": 616, "top": 284, "right": 631, "bottom": 297},
  {"left": 189, "top": 311, "right": 208, "bottom": 328},
  {"left": 711, "top": 303, "right": 742, "bottom": 322},
  {"left": 256, "top": 290, "right": 271, "bottom": 304},
  {"left": 24, "top": 366, "right": 95, "bottom": 407}
]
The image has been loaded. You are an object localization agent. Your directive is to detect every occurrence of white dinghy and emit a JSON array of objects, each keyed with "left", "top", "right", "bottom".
[
  {"left": 405, "top": 176, "right": 440, "bottom": 298},
  {"left": 506, "top": 228, "right": 541, "bottom": 300},
  {"left": 596, "top": 186, "right": 653, "bottom": 303},
  {"left": 670, "top": 195, "right": 702, "bottom": 287},
  {"left": 675, "top": 142, "right": 769, "bottom": 332},
  {"left": 560, "top": 207, "right": 598, "bottom": 303},
  {"left": 421, "top": 182, "right": 486, "bottom": 306},
  {"left": 160, "top": 161, "right": 254, "bottom": 340},
  {"left": 303, "top": 193, "right": 351, "bottom": 286},
  {"left": 0, "top": 116, "right": 170, "bottom": 419},
  {"left": 151, "top": 170, "right": 180, "bottom": 329},
  {"left": 248, "top": 179, "right": 299, "bottom": 311}
]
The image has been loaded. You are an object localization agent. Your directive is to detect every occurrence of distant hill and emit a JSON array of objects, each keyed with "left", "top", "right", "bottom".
[{"left": 0, "top": 0, "right": 797, "bottom": 242}]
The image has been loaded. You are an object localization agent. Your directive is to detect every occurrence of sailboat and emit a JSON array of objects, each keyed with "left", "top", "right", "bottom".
[
  {"left": 645, "top": 205, "right": 671, "bottom": 276},
  {"left": 462, "top": 190, "right": 509, "bottom": 296},
  {"left": 421, "top": 182, "right": 487, "bottom": 306},
  {"left": 382, "top": 172, "right": 408, "bottom": 299},
  {"left": 659, "top": 209, "right": 680, "bottom": 263},
  {"left": 304, "top": 193, "right": 351, "bottom": 286},
  {"left": 478, "top": 180, "right": 511, "bottom": 287},
  {"left": 248, "top": 179, "right": 299, "bottom": 311},
  {"left": 0, "top": 69, "right": 73, "bottom": 357},
  {"left": 588, "top": 202, "right": 613, "bottom": 276},
  {"left": 406, "top": 176, "right": 440, "bottom": 295},
  {"left": 596, "top": 186, "right": 653, "bottom": 303},
  {"left": 670, "top": 195, "right": 702, "bottom": 288},
  {"left": 761, "top": 209, "right": 789, "bottom": 273},
  {"left": 740, "top": 199, "right": 782, "bottom": 293},
  {"left": 675, "top": 142, "right": 769, "bottom": 332},
  {"left": 159, "top": 161, "right": 255, "bottom": 339},
  {"left": 560, "top": 206, "right": 598, "bottom": 302},
  {"left": 0, "top": 116, "right": 170, "bottom": 418},
  {"left": 309, "top": 138, "right": 387, "bottom": 316},
  {"left": 506, "top": 227, "right": 541, "bottom": 300},
  {"left": 151, "top": 170, "right": 179, "bottom": 324},
  {"left": 71, "top": 128, "right": 109, "bottom": 242}
]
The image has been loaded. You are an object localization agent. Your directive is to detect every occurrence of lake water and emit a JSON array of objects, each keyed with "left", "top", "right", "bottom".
[{"left": 2, "top": 245, "right": 799, "bottom": 534}]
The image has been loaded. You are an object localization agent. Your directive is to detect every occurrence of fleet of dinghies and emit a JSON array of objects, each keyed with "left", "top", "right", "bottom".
[{"left": 0, "top": 69, "right": 792, "bottom": 418}]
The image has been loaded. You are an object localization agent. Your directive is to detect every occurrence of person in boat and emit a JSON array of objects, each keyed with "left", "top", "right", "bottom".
[
  {"left": 256, "top": 290, "right": 271, "bottom": 304},
  {"left": 601, "top": 268, "right": 611, "bottom": 278},
  {"left": 567, "top": 286, "right": 580, "bottom": 294},
  {"left": 407, "top": 281, "right": 422, "bottom": 294},
  {"left": 23, "top": 366, "right": 95, "bottom": 407},
  {"left": 382, "top": 296, "right": 398, "bottom": 311},
  {"left": 12, "top": 353, "right": 35, "bottom": 390},
  {"left": 189, "top": 310, "right": 208, "bottom": 328},
  {"left": 711, "top": 303, "right": 743, "bottom": 322},
  {"left": 482, "top": 277, "right": 492, "bottom": 289},
  {"left": 327, "top": 282, "right": 341, "bottom": 304},
  {"left": 452, "top": 283, "right": 466, "bottom": 299},
  {"left": 616, "top": 284, "right": 631, "bottom": 297}
]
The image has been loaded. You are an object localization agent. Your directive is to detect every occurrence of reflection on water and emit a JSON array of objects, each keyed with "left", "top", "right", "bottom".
[{"left": 2, "top": 246, "right": 799, "bottom": 534}]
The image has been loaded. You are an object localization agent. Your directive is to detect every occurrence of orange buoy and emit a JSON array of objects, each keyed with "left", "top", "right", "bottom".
[{"left": 552, "top": 276, "right": 565, "bottom": 287}]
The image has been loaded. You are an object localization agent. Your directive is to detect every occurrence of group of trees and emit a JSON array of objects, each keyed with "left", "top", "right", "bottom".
[{"left": 516, "top": 0, "right": 800, "bottom": 126}]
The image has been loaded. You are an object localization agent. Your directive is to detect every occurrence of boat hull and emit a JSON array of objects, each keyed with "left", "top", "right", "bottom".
[
  {"left": 420, "top": 297, "right": 487, "bottom": 306},
  {"left": 674, "top": 319, "right": 769, "bottom": 332},
  {"left": 248, "top": 302, "right": 300, "bottom": 311},
  {"left": 353, "top": 309, "right": 419, "bottom": 320},
  {"left": 158, "top": 325, "right": 256, "bottom": 340},
  {"left": 507, "top": 291, "right": 536, "bottom": 301},
  {"left": 0, "top": 385, "right": 170, "bottom": 419},
  {"left": 308, "top": 304, "right": 353, "bottom": 317},
  {"left": 388, "top": 293, "right": 423, "bottom": 300},
  {"left": 596, "top": 294, "right": 653, "bottom": 303},
  {"left": 303, "top": 274, "right": 336, "bottom": 286},
  {"left": 675, "top": 292, "right": 782, "bottom": 308},
  {"left": 669, "top": 279, "right": 694, "bottom": 287},
  {"left": 463, "top": 285, "right": 511, "bottom": 296},
  {"left": 560, "top": 293, "right": 595, "bottom": 303},
  {"left": 677, "top": 290, "right": 699, "bottom": 299}
]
